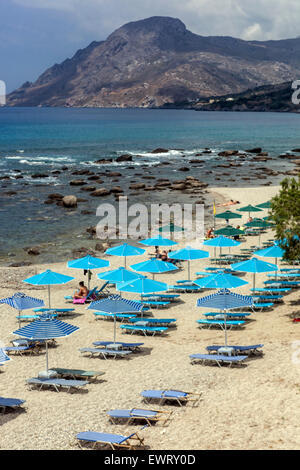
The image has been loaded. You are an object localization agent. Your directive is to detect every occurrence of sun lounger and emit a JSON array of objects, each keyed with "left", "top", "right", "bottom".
[
  {"left": 92, "top": 341, "right": 144, "bottom": 351},
  {"left": 93, "top": 312, "right": 137, "bottom": 322},
  {"left": 140, "top": 301, "right": 170, "bottom": 308},
  {"left": 26, "top": 377, "right": 89, "bottom": 392},
  {"left": 141, "top": 389, "right": 202, "bottom": 407},
  {"left": 141, "top": 294, "right": 180, "bottom": 301},
  {"left": 203, "top": 312, "right": 251, "bottom": 320},
  {"left": 0, "top": 397, "right": 26, "bottom": 413},
  {"left": 79, "top": 348, "right": 132, "bottom": 359},
  {"left": 197, "top": 319, "right": 245, "bottom": 329},
  {"left": 76, "top": 426, "right": 147, "bottom": 450},
  {"left": 16, "top": 314, "right": 57, "bottom": 322},
  {"left": 206, "top": 344, "right": 264, "bottom": 356},
  {"left": 168, "top": 285, "right": 201, "bottom": 293},
  {"left": 107, "top": 408, "right": 172, "bottom": 426},
  {"left": 251, "top": 288, "right": 291, "bottom": 294},
  {"left": 129, "top": 318, "right": 176, "bottom": 327},
  {"left": 50, "top": 368, "right": 105, "bottom": 381},
  {"left": 252, "top": 295, "right": 283, "bottom": 303},
  {"left": 189, "top": 354, "right": 248, "bottom": 367},
  {"left": 120, "top": 325, "right": 168, "bottom": 336},
  {"left": 33, "top": 307, "right": 75, "bottom": 317},
  {"left": 252, "top": 303, "right": 274, "bottom": 311},
  {"left": 4, "top": 344, "right": 40, "bottom": 356}
]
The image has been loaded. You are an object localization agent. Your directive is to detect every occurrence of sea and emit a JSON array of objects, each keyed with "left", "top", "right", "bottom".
[{"left": 0, "top": 107, "right": 299, "bottom": 265}]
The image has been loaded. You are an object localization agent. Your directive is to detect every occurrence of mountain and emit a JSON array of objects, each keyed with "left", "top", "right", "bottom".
[{"left": 7, "top": 16, "right": 300, "bottom": 108}]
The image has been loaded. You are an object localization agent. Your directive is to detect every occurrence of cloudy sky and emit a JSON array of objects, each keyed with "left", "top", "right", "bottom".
[{"left": 1, "top": 0, "right": 300, "bottom": 91}]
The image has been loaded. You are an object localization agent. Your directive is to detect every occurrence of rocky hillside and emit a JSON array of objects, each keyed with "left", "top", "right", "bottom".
[
  {"left": 7, "top": 16, "right": 300, "bottom": 108},
  {"left": 188, "top": 82, "right": 300, "bottom": 113}
]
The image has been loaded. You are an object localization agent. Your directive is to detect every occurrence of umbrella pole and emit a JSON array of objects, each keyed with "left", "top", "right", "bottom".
[
  {"left": 48, "top": 285, "right": 51, "bottom": 309},
  {"left": 46, "top": 341, "right": 49, "bottom": 373},
  {"left": 88, "top": 270, "right": 91, "bottom": 290},
  {"left": 275, "top": 257, "right": 278, "bottom": 280},
  {"left": 18, "top": 309, "right": 21, "bottom": 328},
  {"left": 114, "top": 315, "right": 116, "bottom": 343},
  {"left": 124, "top": 257, "right": 127, "bottom": 269},
  {"left": 224, "top": 310, "right": 228, "bottom": 346},
  {"left": 188, "top": 261, "right": 191, "bottom": 281},
  {"left": 253, "top": 273, "right": 256, "bottom": 293}
]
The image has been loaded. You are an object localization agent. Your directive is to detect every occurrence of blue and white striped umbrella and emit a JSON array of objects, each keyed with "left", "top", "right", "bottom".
[
  {"left": 88, "top": 295, "right": 143, "bottom": 342},
  {"left": 197, "top": 289, "right": 254, "bottom": 345},
  {"left": 13, "top": 315, "right": 79, "bottom": 372},
  {"left": 0, "top": 292, "right": 45, "bottom": 327},
  {"left": 0, "top": 292, "right": 44, "bottom": 311},
  {"left": 0, "top": 348, "right": 11, "bottom": 365}
]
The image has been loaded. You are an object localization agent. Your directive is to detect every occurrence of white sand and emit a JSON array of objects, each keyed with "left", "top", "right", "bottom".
[{"left": 1, "top": 185, "right": 300, "bottom": 450}]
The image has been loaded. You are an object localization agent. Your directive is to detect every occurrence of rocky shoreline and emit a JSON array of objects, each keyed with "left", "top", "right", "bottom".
[{"left": 0, "top": 145, "right": 299, "bottom": 266}]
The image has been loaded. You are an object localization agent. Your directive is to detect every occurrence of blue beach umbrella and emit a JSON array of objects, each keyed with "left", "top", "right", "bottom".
[
  {"left": 168, "top": 246, "right": 209, "bottom": 280},
  {"left": 0, "top": 348, "right": 11, "bottom": 365},
  {"left": 88, "top": 294, "right": 143, "bottom": 342},
  {"left": 105, "top": 243, "right": 145, "bottom": 268},
  {"left": 0, "top": 292, "right": 45, "bottom": 327},
  {"left": 231, "top": 257, "right": 278, "bottom": 292},
  {"left": 254, "top": 243, "right": 284, "bottom": 280},
  {"left": 97, "top": 267, "right": 142, "bottom": 284},
  {"left": 67, "top": 255, "right": 110, "bottom": 289},
  {"left": 130, "top": 258, "right": 178, "bottom": 280},
  {"left": 194, "top": 272, "right": 248, "bottom": 289},
  {"left": 117, "top": 277, "right": 168, "bottom": 300},
  {"left": 13, "top": 315, "right": 79, "bottom": 373},
  {"left": 197, "top": 288, "right": 253, "bottom": 345},
  {"left": 139, "top": 236, "right": 178, "bottom": 247},
  {"left": 203, "top": 235, "right": 241, "bottom": 259},
  {"left": 22, "top": 270, "right": 75, "bottom": 308}
]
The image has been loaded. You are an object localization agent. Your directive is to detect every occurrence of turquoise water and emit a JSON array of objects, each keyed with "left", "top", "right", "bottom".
[{"left": 0, "top": 108, "right": 299, "bottom": 264}]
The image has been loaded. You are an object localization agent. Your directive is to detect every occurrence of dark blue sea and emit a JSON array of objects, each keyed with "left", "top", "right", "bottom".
[{"left": 0, "top": 107, "right": 299, "bottom": 264}]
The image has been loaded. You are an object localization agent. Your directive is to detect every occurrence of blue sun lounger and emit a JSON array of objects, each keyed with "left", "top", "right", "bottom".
[
  {"left": 107, "top": 408, "right": 172, "bottom": 426},
  {"left": 141, "top": 390, "right": 202, "bottom": 407},
  {"left": 206, "top": 344, "right": 264, "bottom": 356},
  {"left": 189, "top": 354, "right": 248, "bottom": 367},
  {"left": 0, "top": 397, "right": 26, "bottom": 412},
  {"left": 203, "top": 312, "right": 251, "bottom": 320},
  {"left": 79, "top": 348, "right": 132, "bottom": 359},
  {"left": 92, "top": 341, "right": 144, "bottom": 351},
  {"left": 76, "top": 426, "right": 147, "bottom": 450},
  {"left": 16, "top": 314, "right": 58, "bottom": 322},
  {"left": 252, "top": 295, "right": 283, "bottom": 303},
  {"left": 251, "top": 288, "right": 291, "bottom": 294},
  {"left": 252, "top": 303, "right": 274, "bottom": 311},
  {"left": 197, "top": 319, "right": 245, "bottom": 329},
  {"left": 120, "top": 325, "right": 168, "bottom": 336},
  {"left": 141, "top": 294, "right": 180, "bottom": 302},
  {"left": 93, "top": 312, "right": 137, "bottom": 322},
  {"left": 4, "top": 345, "right": 40, "bottom": 356},
  {"left": 168, "top": 285, "right": 201, "bottom": 293},
  {"left": 33, "top": 307, "right": 75, "bottom": 317},
  {"left": 140, "top": 301, "right": 170, "bottom": 308},
  {"left": 26, "top": 377, "right": 89, "bottom": 392},
  {"left": 129, "top": 318, "right": 176, "bottom": 327}
]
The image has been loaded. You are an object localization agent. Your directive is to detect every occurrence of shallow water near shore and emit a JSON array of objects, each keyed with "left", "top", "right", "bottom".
[{"left": 0, "top": 108, "right": 299, "bottom": 264}]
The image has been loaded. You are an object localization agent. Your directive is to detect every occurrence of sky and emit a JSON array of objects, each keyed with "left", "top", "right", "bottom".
[{"left": 1, "top": 0, "right": 300, "bottom": 92}]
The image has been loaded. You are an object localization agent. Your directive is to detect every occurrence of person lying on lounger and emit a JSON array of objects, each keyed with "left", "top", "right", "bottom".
[
  {"left": 217, "top": 199, "right": 240, "bottom": 207},
  {"left": 73, "top": 281, "right": 89, "bottom": 300}
]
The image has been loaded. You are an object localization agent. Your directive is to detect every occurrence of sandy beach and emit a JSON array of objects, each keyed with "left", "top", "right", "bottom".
[{"left": 1, "top": 184, "right": 300, "bottom": 451}]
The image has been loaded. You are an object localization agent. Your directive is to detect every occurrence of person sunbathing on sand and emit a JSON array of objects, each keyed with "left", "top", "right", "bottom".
[
  {"left": 206, "top": 227, "right": 214, "bottom": 239},
  {"left": 217, "top": 199, "right": 240, "bottom": 207},
  {"left": 73, "top": 281, "right": 89, "bottom": 300}
]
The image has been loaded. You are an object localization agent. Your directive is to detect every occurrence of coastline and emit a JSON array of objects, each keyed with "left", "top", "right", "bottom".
[{"left": 2, "top": 183, "right": 300, "bottom": 450}]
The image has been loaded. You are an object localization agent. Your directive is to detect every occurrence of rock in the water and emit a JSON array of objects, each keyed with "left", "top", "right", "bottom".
[
  {"left": 62, "top": 195, "right": 78, "bottom": 208},
  {"left": 151, "top": 148, "right": 169, "bottom": 154},
  {"left": 90, "top": 188, "right": 111, "bottom": 197},
  {"left": 116, "top": 154, "right": 133, "bottom": 162}
]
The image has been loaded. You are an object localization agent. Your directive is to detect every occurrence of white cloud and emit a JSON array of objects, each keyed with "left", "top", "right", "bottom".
[{"left": 11, "top": 0, "right": 300, "bottom": 41}]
